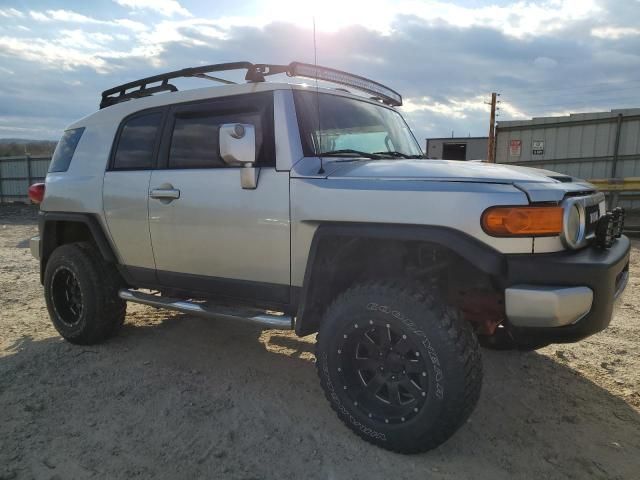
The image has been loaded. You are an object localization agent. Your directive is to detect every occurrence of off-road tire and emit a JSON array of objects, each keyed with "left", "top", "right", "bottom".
[
  {"left": 44, "top": 242, "right": 126, "bottom": 345},
  {"left": 316, "top": 281, "right": 482, "bottom": 453}
]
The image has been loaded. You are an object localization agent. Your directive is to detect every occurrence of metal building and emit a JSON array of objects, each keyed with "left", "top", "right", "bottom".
[
  {"left": 426, "top": 137, "right": 488, "bottom": 161},
  {"left": 0, "top": 155, "right": 50, "bottom": 203},
  {"left": 495, "top": 108, "right": 640, "bottom": 208}
]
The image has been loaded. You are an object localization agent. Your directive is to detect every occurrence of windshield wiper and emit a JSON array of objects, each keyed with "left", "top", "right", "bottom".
[
  {"left": 372, "top": 151, "right": 424, "bottom": 159},
  {"left": 319, "top": 149, "right": 382, "bottom": 159}
]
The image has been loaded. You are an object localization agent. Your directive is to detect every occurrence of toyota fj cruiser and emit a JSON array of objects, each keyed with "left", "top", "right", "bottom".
[{"left": 29, "top": 61, "right": 629, "bottom": 453}]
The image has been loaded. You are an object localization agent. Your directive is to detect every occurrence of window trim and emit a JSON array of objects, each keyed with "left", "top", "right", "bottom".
[
  {"left": 107, "top": 107, "right": 168, "bottom": 172},
  {"left": 157, "top": 91, "right": 275, "bottom": 170}
]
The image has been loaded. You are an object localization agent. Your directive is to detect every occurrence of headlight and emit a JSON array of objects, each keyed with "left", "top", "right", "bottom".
[{"left": 562, "top": 201, "right": 585, "bottom": 249}]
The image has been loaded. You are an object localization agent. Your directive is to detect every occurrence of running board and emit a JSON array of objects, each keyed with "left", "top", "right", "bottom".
[{"left": 118, "top": 289, "right": 293, "bottom": 329}]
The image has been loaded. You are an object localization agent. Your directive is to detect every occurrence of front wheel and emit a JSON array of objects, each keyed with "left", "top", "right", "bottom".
[
  {"left": 316, "top": 281, "right": 482, "bottom": 453},
  {"left": 44, "top": 242, "right": 126, "bottom": 345}
]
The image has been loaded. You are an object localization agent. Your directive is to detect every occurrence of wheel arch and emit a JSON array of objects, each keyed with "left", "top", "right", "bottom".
[
  {"left": 294, "top": 223, "right": 507, "bottom": 336},
  {"left": 39, "top": 212, "right": 118, "bottom": 283}
]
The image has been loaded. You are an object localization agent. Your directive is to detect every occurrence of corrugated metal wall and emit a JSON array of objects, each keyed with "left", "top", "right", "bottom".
[
  {"left": 495, "top": 108, "right": 640, "bottom": 209},
  {"left": 0, "top": 156, "right": 51, "bottom": 203}
]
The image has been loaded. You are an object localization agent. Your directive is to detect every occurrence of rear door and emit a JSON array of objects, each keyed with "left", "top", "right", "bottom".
[
  {"left": 103, "top": 109, "right": 165, "bottom": 283},
  {"left": 147, "top": 92, "right": 291, "bottom": 305}
]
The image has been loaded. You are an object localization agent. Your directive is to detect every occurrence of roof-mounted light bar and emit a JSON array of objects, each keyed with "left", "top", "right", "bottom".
[
  {"left": 286, "top": 62, "right": 402, "bottom": 107},
  {"left": 100, "top": 61, "right": 403, "bottom": 109}
]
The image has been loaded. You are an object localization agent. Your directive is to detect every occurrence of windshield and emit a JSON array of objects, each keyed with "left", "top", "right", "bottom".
[{"left": 293, "top": 90, "right": 423, "bottom": 159}]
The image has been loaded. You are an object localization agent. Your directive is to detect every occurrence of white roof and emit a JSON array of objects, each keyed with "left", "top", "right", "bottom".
[{"left": 69, "top": 81, "right": 394, "bottom": 129}]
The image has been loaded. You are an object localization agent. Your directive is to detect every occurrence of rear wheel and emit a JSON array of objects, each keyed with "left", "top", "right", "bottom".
[
  {"left": 44, "top": 242, "right": 126, "bottom": 345},
  {"left": 316, "top": 281, "right": 482, "bottom": 453}
]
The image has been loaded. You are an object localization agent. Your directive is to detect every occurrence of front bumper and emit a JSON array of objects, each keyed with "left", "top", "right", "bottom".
[{"left": 504, "top": 235, "right": 630, "bottom": 344}]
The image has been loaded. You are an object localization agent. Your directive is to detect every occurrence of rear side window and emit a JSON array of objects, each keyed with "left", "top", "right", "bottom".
[
  {"left": 49, "top": 128, "right": 84, "bottom": 172},
  {"left": 168, "top": 111, "right": 262, "bottom": 169},
  {"left": 112, "top": 112, "right": 163, "bottom": 170}
]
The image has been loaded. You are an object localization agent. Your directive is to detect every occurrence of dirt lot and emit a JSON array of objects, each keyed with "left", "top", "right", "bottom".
[{"left": 0, "top": 204, "right": 639, "bottom": 480}]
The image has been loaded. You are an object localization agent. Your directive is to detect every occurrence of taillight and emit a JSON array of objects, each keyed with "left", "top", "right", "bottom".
[{"left": 28, "top": 183, "right": 46, "bottom": 204}]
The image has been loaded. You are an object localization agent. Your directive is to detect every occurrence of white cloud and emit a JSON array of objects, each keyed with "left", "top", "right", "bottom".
[
  {"left": 28, "top": 11, "right": 49, "bottom": 22},
  {"left": 243, "top": 0, "right": 602, "bottom": 37},
  {"left": 0, "top": 8, "right": 23, "bottom": 18},
  {"left": 402, "top": 95, "right": 528, "bottom": 121},
  {"left": 114, "top": 0, "right": 191, "bottom": 18},
  {"left": 0, "top": 36, "right": 108, "bottom": 71},
  {"left": 47, "top": 9, "right": 101, "bottom": 23},
  {"left": 20, "top": 8, "right": 147, "bottom": 32},
  {"left": 533, "top": 56, "right": 558, "bottom": 68},
  {"left": 591, "top": 26, "right": 640, "bottom": 39},
  {"left": 112, "top": 18, "right": 148, "bottom": 32}
]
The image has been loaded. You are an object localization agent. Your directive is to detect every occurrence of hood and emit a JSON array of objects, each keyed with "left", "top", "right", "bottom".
[
  {"left": 328, "top": 159, "right": 558, "bottom": 183},
  {"left": 323, "top": 159, "right": 596, "bottom": 202}
]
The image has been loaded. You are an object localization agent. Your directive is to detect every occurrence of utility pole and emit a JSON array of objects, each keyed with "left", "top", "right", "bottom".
[{"left": 486, "top": 92, "right": 499, "bottom": 163}]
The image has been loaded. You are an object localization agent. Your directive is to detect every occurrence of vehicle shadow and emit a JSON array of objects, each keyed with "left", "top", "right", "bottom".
[{"left": 1, "top": 310, "right": 639, "bottom": 480}]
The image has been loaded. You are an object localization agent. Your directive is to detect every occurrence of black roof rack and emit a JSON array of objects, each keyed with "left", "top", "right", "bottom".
[{"left": 99, "top": 61, "right": 402, "bottom": 109}]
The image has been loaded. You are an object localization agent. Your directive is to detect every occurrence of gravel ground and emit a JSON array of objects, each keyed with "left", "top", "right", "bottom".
[{"left": 1, "top": 204, "right": 639, "bottom": 480}]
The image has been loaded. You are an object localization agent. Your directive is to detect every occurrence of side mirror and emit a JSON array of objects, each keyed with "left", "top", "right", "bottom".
[{"left": 219, "top": 123, "right": 259, "bottom": 189}]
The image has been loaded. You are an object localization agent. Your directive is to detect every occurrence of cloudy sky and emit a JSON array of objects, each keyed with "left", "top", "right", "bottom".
[{"left": 0, "top": 0, "right": 638, "bottom": 143}]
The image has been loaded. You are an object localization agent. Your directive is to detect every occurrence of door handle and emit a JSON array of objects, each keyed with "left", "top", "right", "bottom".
[{"left": 149, "top": 188, "right": 180, "bottom": 200}]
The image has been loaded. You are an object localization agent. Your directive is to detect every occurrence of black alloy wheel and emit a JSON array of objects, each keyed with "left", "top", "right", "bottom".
[
  {"left": 50, "top": 266, "right": 84, "bottom": 327},
  {"left": 338, "top": 320, "right": 429, "bottom": 424}
]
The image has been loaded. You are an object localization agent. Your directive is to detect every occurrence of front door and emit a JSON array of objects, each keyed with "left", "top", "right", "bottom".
[{"left": 147, "top": 92, "right": 291, "bottom": 305}]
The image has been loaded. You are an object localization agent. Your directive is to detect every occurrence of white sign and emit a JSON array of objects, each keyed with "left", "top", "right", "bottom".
[{"left": 532, "top": 140, "right": 544, "bottom": 155}]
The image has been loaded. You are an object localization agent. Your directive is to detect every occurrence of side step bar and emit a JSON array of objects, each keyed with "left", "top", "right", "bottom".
[{"left": 118, "top": 289, "right": 293, "bottom": 330}]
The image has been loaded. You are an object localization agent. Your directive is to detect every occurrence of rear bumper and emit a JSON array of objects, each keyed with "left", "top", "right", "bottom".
[
  {"left": 30, "top": 235, "right": 41, "bottom": 260},
  {"left": 504, "top": 235, "right": 630, "bottom": 344}
]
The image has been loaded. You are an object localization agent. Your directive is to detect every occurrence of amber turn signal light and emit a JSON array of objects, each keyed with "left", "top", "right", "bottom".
[{"left": 481, "top": 206, "right": 563, "bottom": 236}]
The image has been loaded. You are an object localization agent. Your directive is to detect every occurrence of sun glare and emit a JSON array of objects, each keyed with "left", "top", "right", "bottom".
[{"left": 257, "top": 0, "right": 392, "bottom": 32}]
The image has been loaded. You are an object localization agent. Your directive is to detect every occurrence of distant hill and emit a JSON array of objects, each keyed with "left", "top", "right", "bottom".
[{"left": 0, "top": 139, "right": 57, "bottom": 157}]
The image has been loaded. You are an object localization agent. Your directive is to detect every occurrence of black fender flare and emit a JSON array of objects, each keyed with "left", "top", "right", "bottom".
[
  {"left": 294, "top": 222, "right": 507, "bottom": 336},
  {"left": 39, "top": 211, "right": 118, "bottom": 281}
]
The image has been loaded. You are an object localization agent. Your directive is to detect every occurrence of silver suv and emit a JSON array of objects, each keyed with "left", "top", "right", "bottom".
[{"left": 29, "top": 61, "right": 629, "bottom": 453}]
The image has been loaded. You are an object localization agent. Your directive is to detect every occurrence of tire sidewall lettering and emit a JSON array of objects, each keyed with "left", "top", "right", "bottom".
[{"left": 321, "top": 352, "right": 387, "bottom": 441}]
